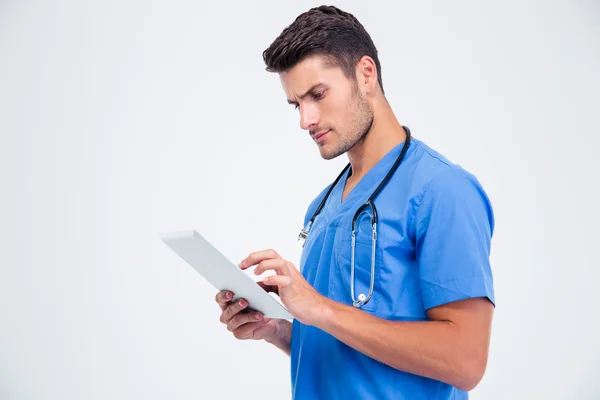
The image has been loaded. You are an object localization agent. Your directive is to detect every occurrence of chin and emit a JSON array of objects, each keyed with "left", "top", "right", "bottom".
[{"left": 319, "top": 146, "right": 343, "bottom": 160}]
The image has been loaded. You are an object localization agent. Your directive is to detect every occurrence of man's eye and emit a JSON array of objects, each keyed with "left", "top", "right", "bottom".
[
  {"left": 313, "top": 91, "right": 325, "bottom": 100},
  {"left": 294, "top": 104, "right": 299, "bottom": 110}
]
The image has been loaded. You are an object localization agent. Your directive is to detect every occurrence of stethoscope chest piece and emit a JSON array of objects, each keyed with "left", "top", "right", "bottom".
[{"left": 355, "top": 293, "right": 367, "bottom": 307}]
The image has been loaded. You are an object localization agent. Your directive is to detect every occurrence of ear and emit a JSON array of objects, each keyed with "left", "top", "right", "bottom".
[{"left": 355, "top": 56, "right": 379, "bottom": 94}]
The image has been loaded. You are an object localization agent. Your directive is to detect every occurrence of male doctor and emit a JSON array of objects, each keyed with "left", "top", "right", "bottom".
[{"left": 215, "top": 5, "right": 495, "bottom": 399}]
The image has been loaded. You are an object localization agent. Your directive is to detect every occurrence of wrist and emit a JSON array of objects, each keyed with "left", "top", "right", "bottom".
[
  {"left": 264, "top": 319, "right": 290, "bottom": 346},
  {"left": 307, "top": 294, "right": 336, "bottom": 328}
]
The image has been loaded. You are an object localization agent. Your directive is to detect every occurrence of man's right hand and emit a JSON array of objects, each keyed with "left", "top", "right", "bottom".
[{"left": 215, "top": 288, "right": 279, "bottom": 342}]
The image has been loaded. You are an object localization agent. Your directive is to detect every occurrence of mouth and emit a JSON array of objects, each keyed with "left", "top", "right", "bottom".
[{"left": 313, "top": 129, "right": 331, "bottom": 143}]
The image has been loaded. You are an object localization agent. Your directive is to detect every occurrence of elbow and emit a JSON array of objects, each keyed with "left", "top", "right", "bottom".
[
  {"left": 454, "top": 374, "right": 482, "bottom": 392},
  {"left": 452, "top": 355, "right": 487, "bottom": 392}
]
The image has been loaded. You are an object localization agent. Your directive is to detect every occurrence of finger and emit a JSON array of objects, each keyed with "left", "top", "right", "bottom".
[
  {"left": 262, "top": 275, "right": 292, "bottom": 288},
  {"left": 219, "top": 298, "right": 248, "bottom": 324},
  {"left": 254, "top": 258, "right": 287, "bottom": 276},
  {"left": 215, "top": 290, "right": 233, "bottom": 310},
  {"left": 239, "top": 249, "right": 280, "bottom": 270},
  {"left": 232, "top": 319, "right": 271, "bottom": 340},
  {"left": 227, "top": 310, "right": 264, "bottom": 332}
]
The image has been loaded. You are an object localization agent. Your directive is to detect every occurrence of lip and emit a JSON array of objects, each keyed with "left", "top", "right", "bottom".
[{"left": 314, "top": 130, "right": 331, "bottom": 143}]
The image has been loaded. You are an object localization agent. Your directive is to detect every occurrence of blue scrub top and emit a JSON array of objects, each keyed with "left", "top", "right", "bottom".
[{"left": 291, "top": 136, "right": 495, "bottom": 399}]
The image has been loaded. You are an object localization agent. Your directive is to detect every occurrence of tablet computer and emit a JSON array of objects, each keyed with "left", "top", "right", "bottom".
[{"left": 161, "top": 229, "right": 293, "bottom": 320}]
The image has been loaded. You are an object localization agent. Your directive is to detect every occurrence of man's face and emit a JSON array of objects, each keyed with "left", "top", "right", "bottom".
[{"left": 280, "top": 55, "right": 374, "bottom": 160}]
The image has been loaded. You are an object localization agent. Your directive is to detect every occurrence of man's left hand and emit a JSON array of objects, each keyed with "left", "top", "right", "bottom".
[{"left": 239, "top": 249, "right": 326, "bottom": 325}]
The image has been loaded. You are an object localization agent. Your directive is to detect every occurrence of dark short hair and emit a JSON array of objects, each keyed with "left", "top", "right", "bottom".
[{"left": 262, "top": 5, "right": 384, "bottom": 94}]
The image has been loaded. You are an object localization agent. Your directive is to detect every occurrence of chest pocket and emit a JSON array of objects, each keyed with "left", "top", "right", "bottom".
[{"left": 330, "top": 211, "right": 383, "bottom": 313}]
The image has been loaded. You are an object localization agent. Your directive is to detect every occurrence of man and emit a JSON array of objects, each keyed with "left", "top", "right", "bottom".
[{"left": 215, "top": 5, "right": 495, "bottom": 399}]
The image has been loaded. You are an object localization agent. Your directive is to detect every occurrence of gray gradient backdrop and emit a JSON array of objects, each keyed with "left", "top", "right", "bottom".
[{"left": 1, "top": 0, "right": 599, "bottom": 399}]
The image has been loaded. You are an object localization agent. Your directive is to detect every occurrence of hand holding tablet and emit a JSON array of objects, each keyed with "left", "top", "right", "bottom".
[{"left": 161, "top": 230, "right": 293, "bottom": 320}]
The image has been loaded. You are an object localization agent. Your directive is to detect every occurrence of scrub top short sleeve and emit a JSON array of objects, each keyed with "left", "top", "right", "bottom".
[{"left": 414, "top": 167, "right": 495, "bottom": 310}]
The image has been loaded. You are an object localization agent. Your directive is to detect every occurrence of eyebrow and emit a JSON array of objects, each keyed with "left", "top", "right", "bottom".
[{"left": 287, "top": 83, "right": 326, "bottom": 105}]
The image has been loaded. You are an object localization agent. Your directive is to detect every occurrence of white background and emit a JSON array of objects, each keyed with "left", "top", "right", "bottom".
[{"left": 1, "top": 0, "right": 599, "bottom": 399}]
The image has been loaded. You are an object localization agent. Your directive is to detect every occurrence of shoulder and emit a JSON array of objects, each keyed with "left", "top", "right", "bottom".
[
  {"left": 410, "top": 138, "right": 489, "bottom": 199},
  {"left": 408, "top": 139, "right": 495, "bottom": 232},
  {"left": 410, "top": 139, "right": 466, "bottom": 182}
]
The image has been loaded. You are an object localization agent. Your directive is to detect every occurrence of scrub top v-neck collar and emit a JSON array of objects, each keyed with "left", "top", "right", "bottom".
[{"left": 329, "top": 138, "right": 412, "bottom": 216}]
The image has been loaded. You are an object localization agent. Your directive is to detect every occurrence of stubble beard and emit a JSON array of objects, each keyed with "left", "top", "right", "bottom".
[{"left": 321, "top": 88, "right": 374, "bottom": 160}]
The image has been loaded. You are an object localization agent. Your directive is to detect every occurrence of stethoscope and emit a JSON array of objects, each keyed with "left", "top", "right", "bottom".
[{"left": 298, "top": 126, "right": 412, "bottom": 308}]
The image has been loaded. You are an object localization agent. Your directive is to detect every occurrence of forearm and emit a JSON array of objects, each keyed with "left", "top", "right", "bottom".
[
  {"left": 265, "top": 319, "right": 292, "bottom": 356},
  {"left": 314, "top": 299, "right": 486, "bottom": 391}
]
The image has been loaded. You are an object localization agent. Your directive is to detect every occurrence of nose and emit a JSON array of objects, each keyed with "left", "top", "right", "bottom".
[{"left": 299, "top": 103, "right": 320, "bottom": 131}]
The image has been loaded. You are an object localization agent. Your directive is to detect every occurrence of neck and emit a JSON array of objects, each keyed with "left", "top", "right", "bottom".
[{"left": 346, "top": 98, "right": 407, "bottom": 178}]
